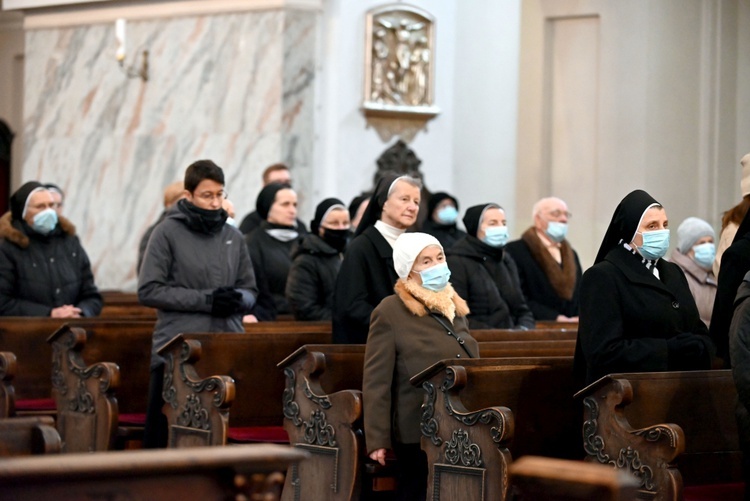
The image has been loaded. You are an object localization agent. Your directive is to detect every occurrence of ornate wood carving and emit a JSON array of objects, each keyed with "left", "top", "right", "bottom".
[
  {"left": 444, "top": 429, "right": 483, "bottom": 468},
  {"left": 303, "top": 409, "right": 336, "bottom": 447},
  {"left": 283, "top": 367, "right": 302, "bottom": 427},
  {"left": 421, "top": 381, "right": 442, "bottom": 446}
]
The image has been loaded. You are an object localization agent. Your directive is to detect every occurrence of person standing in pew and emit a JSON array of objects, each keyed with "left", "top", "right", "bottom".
[
  {"left": 237, "top": 163, "right": 308, "bottom": 236},
  {"left": 0, "top": 181, "right": 102, "bottom": 317},
  {"left": 729, "top": 270, "right": 750, "bottom": 496},
  {"left": 285, "top": 197, "right": 350, "bottom": 320},
  {"left": 574, "top": 189, "right": 714, "bottom": 387},
  {"left": 244, "top": 182, "right": 300, "bottom": 321},
  {"left": 447, "top": 203, "right": 536, "bottom": 330},
  {"left": 332, "top": 173, "right": 422, "bottom": 343},
  {"left": 506, "top": 196, "right": 582, "bottom": 323},
  {"left": 364, "top": 232, "right": 478, "bottom": 501},
  {"left": 138, "top": 159, "right": 257, "bottom": 448},
  {"left": 136, "top": 180, "right": 185, "bottom": 275}
]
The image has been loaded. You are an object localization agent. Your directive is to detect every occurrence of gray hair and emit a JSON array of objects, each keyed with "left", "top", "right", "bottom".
[{"left": 387, "top": 175, "right": 422, "bottom": 197}]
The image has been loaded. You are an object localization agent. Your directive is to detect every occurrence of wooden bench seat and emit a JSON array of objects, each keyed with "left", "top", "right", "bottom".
[
  {"left": 411, "top": 356, "right": 579, "bottom": 500},
  {"left": 0, "top": 443, "right": 307, "bottom": 501},
  {"left": 575, "top": 370, "right": 743, "bottom": 501},
  {"left": 0, "top": 416, "right": 61, "bottom": 457}
]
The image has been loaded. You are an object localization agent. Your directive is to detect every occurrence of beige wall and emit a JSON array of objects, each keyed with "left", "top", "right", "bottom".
[
  {"left": 516, "top": 0, "right": 749, "bottom": 269},
  {"left": 0, "top": 10, "right": 24, "bottom": 190}
]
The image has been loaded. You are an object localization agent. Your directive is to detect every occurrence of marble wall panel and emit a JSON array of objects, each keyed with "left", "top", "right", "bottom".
[{"left": 22, "top": 9, "right": 316, "bottom": 290}]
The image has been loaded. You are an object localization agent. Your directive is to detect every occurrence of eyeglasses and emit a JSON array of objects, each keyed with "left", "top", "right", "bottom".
[
  {"left": 195, "top": 191, "right": 228, "bottom": 203},
  {"left": 547, "top": 210, "right": 572, "bottom": 219}
]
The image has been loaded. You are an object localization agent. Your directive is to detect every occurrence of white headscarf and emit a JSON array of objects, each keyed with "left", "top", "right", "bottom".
[{"left": 393, "top": 232, "right": 443, "bottom": 279}]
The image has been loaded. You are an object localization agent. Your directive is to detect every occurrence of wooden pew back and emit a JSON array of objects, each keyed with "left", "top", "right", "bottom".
[
  {"left": 0, "top": 351, "right": 16, "bottom": 418},
  {"left": 0, "top": 416, "right": 61, "bottom": 457}
]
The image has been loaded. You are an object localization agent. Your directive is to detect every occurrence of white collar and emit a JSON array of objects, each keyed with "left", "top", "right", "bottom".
[{"left": 375, "top": 220, "right": 406, "bottom": 248}]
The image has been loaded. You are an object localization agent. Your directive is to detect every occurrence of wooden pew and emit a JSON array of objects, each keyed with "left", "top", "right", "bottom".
[
  {"left": 471, "top": 328, "right": 576, "bottom": 343},
  {"left": 574, "top": 370, "right": 743, "bottom": 501},
  {"left": 99, "top": 290, "right": 157, "bottom": 319},
  {"left": 479, "top": 339, "right": 576, "bottom": 358},
  {"left": 508, "top": 456, "right": 639, "bottom": 501},
  {"left": 0, "top": 416, "right": 61, "bottom": 457},
  {"left": 157, "top": 329, "right": 333, "bottom": 447},
  {"left": 0, "top": 443, "right": 307, "bottom": 501},
  {"left": 410, "top": 356, "right": 579, "bottom": 501},
  {"left": 277, "top": 342, "right": 578, "bottom": 501}
]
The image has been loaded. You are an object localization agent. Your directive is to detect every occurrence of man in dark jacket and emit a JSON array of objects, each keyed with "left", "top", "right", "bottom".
[
  {"left": 447, "top": 203, "right": 535, "bottom": 330},
  {"left": 730, "top": 271, "right": 750, "bottom": 491},
  {"left": 138, "top": 159, "right": 258, "bottom": 447},
  {"left": 506, "top": 197, "right": 581, "bottom": 322},
  {"left": 0, "top": 181, "right": 102, "bottom": 317}
]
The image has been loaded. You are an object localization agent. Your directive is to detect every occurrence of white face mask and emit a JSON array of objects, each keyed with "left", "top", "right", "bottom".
[
  {"left": 32, "top": 208, "right": 58, "bottom": 235},
  {"left": 226, "top": 217, "right": 238, "bottom": 228}
]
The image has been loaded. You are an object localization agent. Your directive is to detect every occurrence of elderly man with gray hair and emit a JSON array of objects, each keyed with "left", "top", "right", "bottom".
[{"left": 506, "top": 196, "right": 582, "bottom": 322}]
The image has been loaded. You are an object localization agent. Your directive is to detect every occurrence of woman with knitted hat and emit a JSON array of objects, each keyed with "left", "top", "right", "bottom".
[
  {"left": 244, "top": 182, "right": 300, "bottom": 321},
  {"left": 669, "top": 217, "right": 717, "bottom": 328},
  {"left": 363, "top": 232, "right": 478, "bottom": 501},
  {"left": 285, "top": 197, "right": 350, "bottom": 320},
  {"left": 420, "top": 191, "right": 467, "bottom": 250},
  {"left": 0, "top": 181, "right": 102, "bottom": 317},
  {"left": 332, "top": 173, "right": 422, "bottom": 343},
  {"left": 573, "top": 190, "right": 714, "bottom": 387},
  {"left": 447, "top": 203, "right": 534, "bottom": 329}
]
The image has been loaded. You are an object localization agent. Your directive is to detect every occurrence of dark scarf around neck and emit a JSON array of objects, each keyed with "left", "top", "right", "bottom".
[{"left": 521, "top": 227, "right": 576, "bottom": 300}]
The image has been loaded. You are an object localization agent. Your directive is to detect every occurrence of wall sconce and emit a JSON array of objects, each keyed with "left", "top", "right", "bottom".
[{"left": 115, "top": 18, "right": 149, "bottom": 82}]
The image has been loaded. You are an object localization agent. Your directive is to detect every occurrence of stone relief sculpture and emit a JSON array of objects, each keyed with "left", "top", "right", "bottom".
[{"left": 363, "top": 4, "right": 439, "bottom": 142}]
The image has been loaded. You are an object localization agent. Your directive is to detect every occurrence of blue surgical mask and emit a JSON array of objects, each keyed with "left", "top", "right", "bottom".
[
  {"left": 226, "top": 217, "right": 238, "bottom": 228},
  {"left": 482, "top": 225, "right": 509, "bottom": 247},
  {"left": 436, "top": 206, "right": 458, "bottom": 225},
  {"left": 692, "top": 242, "right": 715, "bottom": 270},
  {"left": 545, "top": 221, "right": 568, "bottom": 243},
  {"left": 32, "top": 208, "right": 58, "bottom": 235},
  {"left": 636, "top": 229, "right": 670, "bottom": 260},
  {"left": 416, "top": 262, "right": 451, "bottom": 292}
]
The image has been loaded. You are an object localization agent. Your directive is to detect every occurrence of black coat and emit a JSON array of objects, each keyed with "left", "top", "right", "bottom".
[
  {"left": 710, "top": 237, "right": 750, "bottom": 366},
  {"left": 285, "top": 234, "right": 342, "bottom": 321},
  {"left": 333, "top": 226, "right": 399, "bottom": 343},
  {"left": 729, "top": 274, "right": 750, "bottom": 454},
  {"left": 0, "top": 214, "right": 102, "bottom": 317},
  {"left": 505, "top": 237, "right": 582, "bottom": 320},
  {"left": 447, "top": 236, "right": 535, "bottom": 330},
  {"left": 239, "top": 210, "right": 308, "bottom": 236},
  {"left": 574, "top": 245, "right": 713, "bottom": 386},
  {"left": 245, "top": 224, "right": 297, "bottom": 321},
  {"left": 420, "top": 220, "right": 466, "bottom": 250}
]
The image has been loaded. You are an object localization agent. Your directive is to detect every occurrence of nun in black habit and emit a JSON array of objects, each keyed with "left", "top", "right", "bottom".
[
  {"left": 332, "top": 173, "right": 422, "bottom": 343},
  {"left": 574, "top": 189, "right": 714, "bottom": 387}
]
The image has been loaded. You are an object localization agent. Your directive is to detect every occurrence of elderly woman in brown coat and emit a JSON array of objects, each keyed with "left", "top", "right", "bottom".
[{"left": 363, "top": 232, "right": 479, "bottom": 501}]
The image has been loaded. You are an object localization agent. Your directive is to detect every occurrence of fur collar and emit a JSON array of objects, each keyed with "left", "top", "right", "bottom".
[
  {"left": 0, "top": 211, "right": 76, "bottom": 249},
  {"left": 394, "top": 279, "right": 470, "bottom": 323},
  {"left": 521, "top": 226, "right": 577, "bottom": 300}
]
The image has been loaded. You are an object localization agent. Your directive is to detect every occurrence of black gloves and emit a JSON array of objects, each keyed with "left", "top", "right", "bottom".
[
  {"left": 667, "top": 333, "right": 711, "bottom": 371},
  {"left": 210, "top": 287, "right": 243, "bottom": 317}
]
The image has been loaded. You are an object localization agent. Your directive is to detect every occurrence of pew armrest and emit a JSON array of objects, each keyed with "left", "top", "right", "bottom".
[
  {"left": 0, "top": 351, "right": 17, "bottom": 418},
  {"left": 0, "top": 416, "right": 61, "bottom": 456},
  {"left": 420, "top": 365, "right": 514, "bottom": 501},
  {"left": 577, "top": 376, "right": 685, "bottom": 499},
  {"left": 48, "top": 326, "right": 120, "bottom": 452},
  {"left": 159, "top": 335, "right": 235, "bottom": 448}
]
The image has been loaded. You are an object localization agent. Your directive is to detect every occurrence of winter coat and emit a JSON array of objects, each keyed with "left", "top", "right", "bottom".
[
  {"left": 363, "top": 280, "right": 477, "bottom": 451},
  {"left": 137, "top": 211, "right": 168, "bottom": 275},
  {"left": 729, "top": 273, "right": 750, "bottom": 454},
  {"left": 138, "top": 205, "right": 257, "bottom": 368},
  {"left": 332, "top": 225, "right": 399, "bottom": 343},
  {"left": 447, "top": 236, "right": 535, "bottom": 330},
  {"left": 574, "top": 245, "right": 713, "bottom": 386},
  {"left": 244, "top": 223, "right": 297, "bottom": 321},
  {"left": 420, "top": 219, "right": 467, "bottom": 250},
  {"left": 505, "top": 228, "right": 582, "bottom": 320},
  {"left": 0, "top": 212, "right": 102, "bottom": 317},
  {"left": 670, "top": 250, "right": 717, "bottom": 329},
  {"left": 710, "top": 237, "right": 750, "bottom": 366},
  {"left": 285, "top": 234, "right": 342, "bottom": 321}
]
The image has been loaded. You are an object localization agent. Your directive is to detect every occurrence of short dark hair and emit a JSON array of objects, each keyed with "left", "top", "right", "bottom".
[
  {"left": 262, "top": 163, "right": 290, "bottom": 185},
  {"left": 184, "top": 159, "right": 225, "bottom": 193}
]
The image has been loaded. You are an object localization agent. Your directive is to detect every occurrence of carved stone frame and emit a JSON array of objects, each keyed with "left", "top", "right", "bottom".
[{"left": 362, "top": 3, "right": 440, "bottom": 142}]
